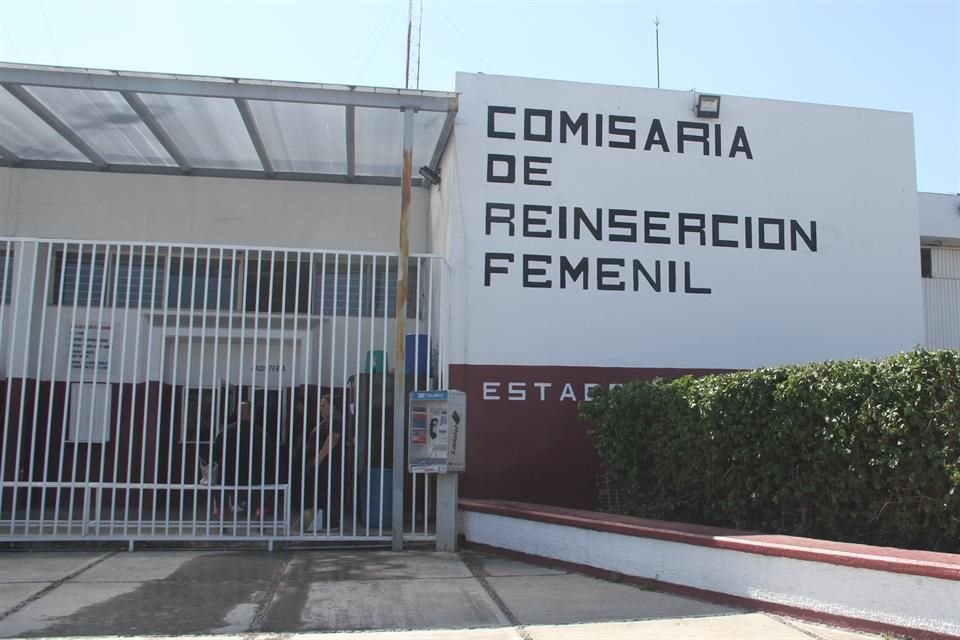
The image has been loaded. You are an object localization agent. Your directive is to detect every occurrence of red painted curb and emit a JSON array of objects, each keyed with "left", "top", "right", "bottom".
[{"left": 460, "top": 498, "right": 960, "bottom": 582}]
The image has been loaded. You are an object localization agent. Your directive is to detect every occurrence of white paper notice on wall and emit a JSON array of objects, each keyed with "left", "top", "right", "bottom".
[
  {"left": 69, "top": 382, "right": 111, "bottom": 443},
  {"left": 70, "top": 324, "right": 110, "bottom": 371}
]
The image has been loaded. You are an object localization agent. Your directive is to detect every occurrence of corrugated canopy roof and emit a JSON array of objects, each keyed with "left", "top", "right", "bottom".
[{"left": 0, "top": 63, "right": 458, "bottom": 186}]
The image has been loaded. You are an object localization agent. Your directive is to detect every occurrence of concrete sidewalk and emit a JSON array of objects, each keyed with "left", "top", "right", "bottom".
[{"left": 0, "top": 548, "right": 881, "bottom": 639}]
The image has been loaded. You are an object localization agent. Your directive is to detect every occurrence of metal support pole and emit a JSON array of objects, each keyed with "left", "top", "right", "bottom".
[
  {"left": 392, "top": 108, "right": 414, "bottom": 551},
  {"left": 436, "top": 474, "right": 458, "bottom": 551}
]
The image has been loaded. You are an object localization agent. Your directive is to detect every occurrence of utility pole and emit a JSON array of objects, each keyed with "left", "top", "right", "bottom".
[{"left": 654, "top": 16, "right": 661, "bottom": 89}]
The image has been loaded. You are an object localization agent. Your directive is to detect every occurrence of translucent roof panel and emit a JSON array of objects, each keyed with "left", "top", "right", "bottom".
[
  {"left": 354, "top": 107, "right": 403, "bottom": 176},
  {"left": 248, "top": 100, "right": 347, "bottom": 174},
  {"left": 136, "top": 93, "right": 262, "bottom": 170},
  {"left": 27, "top": 87, "right": 176, "bottom": 166},
  {"left": 0, "top": 86, "right": 88, "bottom": 161},
  {"left": 354, "top": 108, "right": 448, "bottom": 177}
]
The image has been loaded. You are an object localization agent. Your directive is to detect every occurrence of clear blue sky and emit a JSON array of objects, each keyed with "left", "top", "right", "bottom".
[{"left": 0, "top": 0, "right": 957, "bottom": 193}]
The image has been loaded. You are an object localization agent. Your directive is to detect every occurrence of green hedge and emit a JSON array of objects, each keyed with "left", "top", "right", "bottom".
[{"left": 581, "top": 349, "right": 960, "bottom": 551}]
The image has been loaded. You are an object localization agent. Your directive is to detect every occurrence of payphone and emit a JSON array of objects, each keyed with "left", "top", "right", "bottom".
[{"left": 408, "top": 390, "right": 466, "bottom": 473}]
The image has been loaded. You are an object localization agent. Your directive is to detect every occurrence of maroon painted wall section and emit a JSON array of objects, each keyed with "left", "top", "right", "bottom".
[{"left": 450, "top": 364, "right": 729, "bottom": 509}]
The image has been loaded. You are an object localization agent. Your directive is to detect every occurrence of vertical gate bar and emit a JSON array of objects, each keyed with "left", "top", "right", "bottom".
[
  {"left": 351, "top": 254, "right": 364, "bottom": 536},
  {"left": 191, "top": 247, "right": 214, "bottom": 538},
  {"left": 111, "top": 244, "right": 134, "bottom": 536},
  {"left": 304, "top": 252, "right": 325, "bottom": 537},
  {"left": 362, "top": 255, "right": 378, "bottom": 538},
  {"left": 392, "top": 107, "right": 414, "bottom": 551},
  {"left": 11, "top": 242, "right": 39, "bottom": 532},
  {"left": 25, "top": 243, "right": 53, "bottom": 534},
  {"left": 378, "top": 255, "right": 390, "bottom": 538},
  {"left": 93, "top": 244, "right": 123, "bottom": 536},
  {"left": 82, "top": 242, "right": 111, "bottom": 534},
  {"left": 0, "top": 242, "right": 12, "bottom": 530},
  {"left": 205, "top": 247, "right": 225, "bottom": 537},
  {"left": 275, "top": 250, "right": 290, "bottom": 535},
  {"left": 426, "top": 258, "right": 433, "bottom": 390},
  {"left": 337, "top": 254, "right": 354, "bottom": 536},
  {"left": 295, "top": 250, "right": 315, "bottom": 538},
  {"left": 247, "top": 250, "right": 263, "bottom": 537},
  {"left": 54, "top": 242, "right": 80, "bottom": 534},
  {"left": 40, "top": 241, "right": 67, "bottom": 535},
  {"left": 231, "top": 249, "right": 247, "bottom": 534},
  {"left": 2, "top": 244, "right": 26, "bottom": 532},
  {"left": 261, "top": 250, "right": 276, "bottom": 533},
  {"left": 220, "top": 248, "right": 239, "bottom": 536},
  {"left": 176, "top": 246, "right": 200, "bottom": 535},
  {"left": 323, "top": 256, "right": 339, "bottom": 536},
  {"left": 67, "top": 246, "right": 95, "bottom": 533},
  {"left": 140, "top": 244, "right": 166, "bottom": 535},
  {"left": 285, "top": 250, "right": 303, "bottom": 537},
  {"left": 160, "top": 246, "right": 185, "bottom": 536},
  {"left": 122, "top": 244, "right": 145, "bottom": 537}
]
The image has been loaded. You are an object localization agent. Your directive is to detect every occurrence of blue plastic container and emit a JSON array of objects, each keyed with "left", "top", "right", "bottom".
[
  {"left": 360, "top": 468, "right": 393, "bottom": 529},
  {"left": 405, "top": 334, "right": 429, "bottom": 376}
]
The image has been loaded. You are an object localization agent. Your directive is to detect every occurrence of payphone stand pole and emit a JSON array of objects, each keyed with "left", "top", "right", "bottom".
[
  {"left": 436, "top": 474, "right": 458, "bottom": 551},
  {"left": 392, "top": 108, "right": 414, "bottom": 552}
]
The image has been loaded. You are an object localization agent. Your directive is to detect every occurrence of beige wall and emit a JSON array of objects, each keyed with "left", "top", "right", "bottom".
[{"left": 0, "top": 168, "right": 430, "bottom": 252}]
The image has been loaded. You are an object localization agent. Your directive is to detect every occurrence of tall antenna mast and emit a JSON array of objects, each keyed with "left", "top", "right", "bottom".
[
  {"left": 405, "top": 0, "right": 423, "bottom": 89},
  {"left": 654, "top": 16, "right": 661, "bottom": 89}
]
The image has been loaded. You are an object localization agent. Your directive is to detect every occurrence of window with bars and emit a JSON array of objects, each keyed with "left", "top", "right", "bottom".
[
  {"left": 167, "top": 256, "right": 235, "bottom": 310},
  {"left": 314, "top": 256, "right": 423, "bottom": 318},
  {"left": 243, "top": 256, "right": 310, "bottom": 314},
  {"left": 55, "top": 251, "right": 107, "bottom": 306},
  {"left": 53, "top": 249, "right": 165, "bottom": 308}
]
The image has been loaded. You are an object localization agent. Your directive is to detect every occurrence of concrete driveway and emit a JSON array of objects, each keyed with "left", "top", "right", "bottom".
[{"left": 0, "top": 548, "right": 881, "bottom": 639}]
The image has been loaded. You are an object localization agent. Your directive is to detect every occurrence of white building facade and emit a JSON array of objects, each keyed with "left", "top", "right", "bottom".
[{"left": 0, "top": 64, "right": 956, "bottom": 541}]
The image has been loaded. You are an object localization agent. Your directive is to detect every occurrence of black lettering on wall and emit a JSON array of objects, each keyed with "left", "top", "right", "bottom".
[
  {"left": 758, "top": 218, "right": 785, "bottom": 250},
  {"left": 523, "top": 254, "right": 552, "bottom": 288},
  {"left": 560, "top": 111, "right": 589, "bottom": 145},
  {"left": 487, "top": 106, "right": 516, "bottom": 139},
  {"left": 678, "top": 121, "right": 710, "bottom": 155},
  {"left": 678, "top": 212, "right": 707, "bottom": 246},
  {"left": 608, "top": 209, "right": 638, "bottom": 242},
  {"left": 560, "top": 256, "right": 589, "bottom": 289},
  {"left": 487, "top": 154, "right": 515, "bottom": 183},
  {"left": 744, "top": 216, "right": 753, "bottom": 249},
  {"left": 730, "top": 126, "right": 753, "bottom": 159},
  {"left": 484, "top": 253, "right": 514, "bottom": 286},
  {"left": 574, "top": 207, "right": 603, "bottom": 240},
  {"left": 595, "top": 114, "right": 603, "bottom": 147},
  {"left": 711, "top": 214, "right": 738, "bottom": 247},
  {"left": 684, "top": 261, "right": 711, "bottom": 294},
  {"left": 485, "top": 202, "right": 516, "bottom": 236},
  {"left": 558, "top": 206, "right": 569, "bottom": 239},
  {"left": 597, "top": 258, "right": 625, "bottom": 291},
  {"left": 608, "top": 115, "right": 637, "bottom": 149},
  {"left": 633, "top": 259, "right": 661, "bottom": 292},
  {"left": 523, "top": 205, "right": 552, "bottom": 238},
  {"left": 524, "top": 156, "right": 553, "bottom": 186},
  {"left": 714, "top": 123, "right": 722, "bottom": 157},
  {"left": 524, "top": 109, "right": 552, "bottom": 142},
  {"left": 644, "top": 210, "right": 671, "bottom": 244},
  {"left": 644, "top": 119, "right": 670, "bottom": 152},
  {"left": 790, "top": 220, "right": 818, "bottom": 252},
  {"left": 668, "top": 260, "right": 677, "bottom": 292}
]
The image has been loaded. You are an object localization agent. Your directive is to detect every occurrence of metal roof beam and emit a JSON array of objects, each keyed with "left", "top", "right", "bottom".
[
  {"left": 0, "top": 66, "right": 458, "bottom": 112},
  {"left": 428, "top": 109, "right": 457, "bottom": 173},
  {"left": 122, "top": 91, "right": 193, "bottom": 173},
  {"left": 345, "top": 105, "right": 356, "bottom": 177},
  {"left": 0, "top": 158, "right": 422, "bottom": 186},
  {"left": 235, "top": 98, "right": 275, "bottom": 178},
  {"left": 1, "top": 83, "right": 108, "bottom": 169},
  {"left": 0, "top": 141, "right": 22, "bottom": 165}
]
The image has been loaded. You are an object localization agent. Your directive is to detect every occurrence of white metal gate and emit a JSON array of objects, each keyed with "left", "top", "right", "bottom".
[{"left": 0, "top": 237, "right": 447, "bottom": 545}]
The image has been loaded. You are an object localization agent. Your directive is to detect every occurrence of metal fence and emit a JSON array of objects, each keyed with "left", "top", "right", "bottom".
[{"left": 0, "top": 237, "right": 447, "bottom": 546}]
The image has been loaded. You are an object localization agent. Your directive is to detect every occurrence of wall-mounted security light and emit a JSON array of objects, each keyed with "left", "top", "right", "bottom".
[
  {"left": 695, "top": 93, "right": 721, "bottom": 118},
  {"left": 418, "top": 165, "right": 441, "bottom": 186}
]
